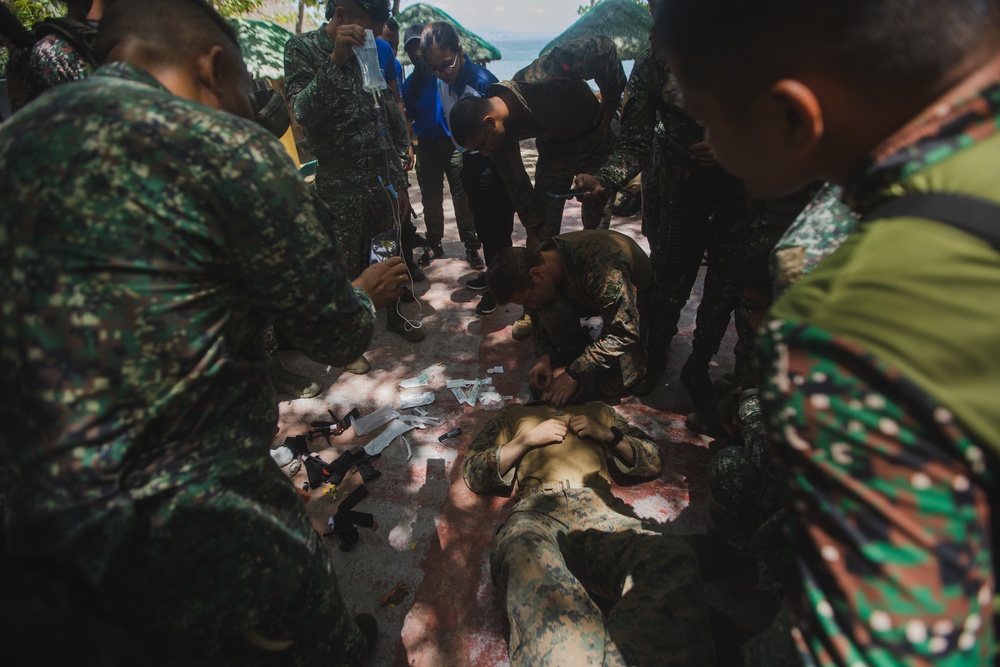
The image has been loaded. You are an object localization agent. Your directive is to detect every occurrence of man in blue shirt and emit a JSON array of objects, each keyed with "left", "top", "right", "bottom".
[
  {"left": 401, "top": 24, "right": 485, "bottom": 294},
  {"left": 421, "top": 21, "right": 515, "bottom": 317}
]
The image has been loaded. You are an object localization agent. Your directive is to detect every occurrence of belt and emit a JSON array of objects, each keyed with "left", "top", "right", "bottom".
[
  {"left": 517, "top": 479, "right": 592, "bottom": 499},
  {"left": 322, "top": 154, "right": 380, "bottom": 171}
]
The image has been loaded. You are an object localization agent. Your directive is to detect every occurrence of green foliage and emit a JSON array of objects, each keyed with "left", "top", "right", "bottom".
[
  {"left": 209, "top": 0, "right": 265, "bottom": 17},
  {"left": 577, "top": 0, "right": 647, "bottom": 15},
  {"left": 6, "top": 1, "right": 61, "bottom": 26}
]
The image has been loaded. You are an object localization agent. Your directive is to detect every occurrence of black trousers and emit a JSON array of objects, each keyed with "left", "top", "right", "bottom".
[{"left": 460, "top": 151, "right": 514, "bottom": 267}]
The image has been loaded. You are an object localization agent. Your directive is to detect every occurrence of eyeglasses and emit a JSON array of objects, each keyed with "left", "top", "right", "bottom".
[
  {"left": 426, "top": 52, "right": 460, "bottom": 75},
  {"left": 739, "top": 294, "right": 771, "bottom": 314}
]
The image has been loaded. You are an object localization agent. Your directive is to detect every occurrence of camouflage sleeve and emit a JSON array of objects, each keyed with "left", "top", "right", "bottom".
[
  {"left": 462, "top": 409, "right": 517, "bottom": 494},
  {"left": 383, "top": 84, "right": 410, "bottom": 190},
  {"left": 532, "top": 315, "right": 559, "bottom": 360},
  {"left": 283, "top": 37, "right": 344, "bottom": 136},
  {"left": 6, "top": 35, "right": 91, "bottom": 112},
  {"left": 759, "top": 320, "right": 993, "bottom": 667},
  {"left": 566, "top": 262, "right": 643, "bottom": 385},
  {"left": 220, "top": 132, "right": 376, "bottom": 365},
  {"left": 529, "top": 36, "right": 626, "bottom": 104},
  {"left": 602, "top": 404, "right": 662, "bottom": 478},
  {"left": 593, "top": 48, "right": 657, "bottom": 191},
  {"left": 490, "top": 135, "right": 547, "bottom": 230}
]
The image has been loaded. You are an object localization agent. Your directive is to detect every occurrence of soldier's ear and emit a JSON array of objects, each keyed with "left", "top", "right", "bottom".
[
  {"left": 484, "top": 115, "right": 497, "bottom": 130},
  {"left": 194, "top": 45, "right": 227, "bottom": 106}
]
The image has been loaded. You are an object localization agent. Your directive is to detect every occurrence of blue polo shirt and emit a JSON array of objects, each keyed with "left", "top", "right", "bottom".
[
  {"left": 402, "top": 72, "right": 449, "bottom": 139},
  {"left": 375, "top": 37, "right": 397, "bottom": 85}
]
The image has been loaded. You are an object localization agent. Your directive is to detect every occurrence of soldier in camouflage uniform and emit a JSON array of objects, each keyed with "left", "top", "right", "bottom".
[
  {"left": 463, "top": 401, "right": 713, "bottom": 667},
  {"left": 284, "top": 0, "right": 424, "bottom": 349},
  {"left": 769, "top": 183, "right": 860, "bottom": 301},
  {"left": 576, "top": 45, "right": 769, "bottom": 404},
  {"left": 486, "top": 230, "right": 654, "bottom": 407},
  {"left": 4, "top": 0, "right": 103, "bottom": 113},
  {"left": 0, "top": 0, "right": 409, "bottom": 661},
  {"left": 658, "top": 0, "right": 1000, "bottom": 664}
]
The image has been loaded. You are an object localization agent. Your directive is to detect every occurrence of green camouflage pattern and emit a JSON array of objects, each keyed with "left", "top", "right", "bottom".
[
  {"left": 488, "top": 35, "right": 626, "bottom": 239},
  {"left": 770, "top": 183, "right": 860, "bottom": 300},
  {"left": 594, "top": 46, "right": 678, "bottom": 194},
  {"left": 758, "top": 322, "right": 993, "bottom": 666},
  {"left": 706, "top": 393, "right": 778, "bottom": 557},
  {"left": 0, "top": 62, "right": 375, "bottom": 662},
  {"left": 463, "top": 403, "right": 713, "bottom": 667},
  {"left": 5, "top": 32, "right": 92, "bottom": 113},
  {"left": 756, "top": 82, "right": 1000, "bottom": 667},
  {"left": 284, "top": 24, "right": 410, "bottom": 276},
  {"left": 532, "top": 231, "right": 654, "bottom": 392}
]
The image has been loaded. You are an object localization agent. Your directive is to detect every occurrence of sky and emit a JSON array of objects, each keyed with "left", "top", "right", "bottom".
[{"left": 396, "top": 0, "right": 589, "bottom": 37}]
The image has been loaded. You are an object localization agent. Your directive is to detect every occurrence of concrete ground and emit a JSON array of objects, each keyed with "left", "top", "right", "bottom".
[{"left": 272, "top": 155, "right": 762, "bottom": 666}]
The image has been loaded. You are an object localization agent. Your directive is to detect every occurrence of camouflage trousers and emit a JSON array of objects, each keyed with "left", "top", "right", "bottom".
[
  {"left": 534, "top": 128, "right": 617, "bottom": 241},
  {"left": 706, "top": 441, "right": 778, "bottom": 557},
  {"left": 490, "top": 487, "right": 713, "bottom": 667},
  {"left": 315, "top": 158, "right": 398, "bottom": 278}
]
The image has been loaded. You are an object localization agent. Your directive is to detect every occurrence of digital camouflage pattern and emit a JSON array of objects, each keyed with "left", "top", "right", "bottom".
[
  {"left": 284, "top": 24, "right": 410, "bottom": 276},
  {"left": 590, "top": 45, "right": 764, "bottom": 379},
  {"left": 593, "top": 46, "right": 678, "bottom": 197},
  {"left": 532, "top": 231, "right": 654, "bottom": 394},
  {"left": 770, "top": 183, "right": 861, "bottom": 301},
  {"left": 706, "top": 392, "right": 778, "bottom": 557},
  {"left": 5, "top": 31, "right": 93, "bottom": 113},
  {"left": 488, "top": 35, "right": 626, "bottom": 240},
  {"left": 0, "top": 62, "right": 376, "bottom": 663},
  {"left": 463, "top": 402, "right": 713, "bottom": 667},
  {"left": 755, "top": 82, "right": 1000, "bottom": 666}
]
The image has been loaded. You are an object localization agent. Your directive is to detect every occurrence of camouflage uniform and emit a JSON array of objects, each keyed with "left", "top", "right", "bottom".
[
  {"left": 4, "top": 21, "right": 95, "bottom": 113},
  {"left": 532, "top": 230, "right": 654, "bottom": 397},
  {"left": 707, "top": 183, "right": 857, "bottom": 561},
  {"left": 752, "top": 82, "right": 1000, "bottom": 665},
  {"left": 769, "top": 183, "right": 861, "bottom": 300},
  {"left": 488, "top": 35, "right": 626, "bottom": 241},
  {"left": 284, "top": 24, "right": 410, "bottom": 278},
  {"left": 463, "top": 402, "right": 713, "bottom": 667},
  {"left": 0, "top": 62, "right": 377, "bottom": 664},
  {"left": 594, "top": 47, "right": 765, "bottom": 390}
]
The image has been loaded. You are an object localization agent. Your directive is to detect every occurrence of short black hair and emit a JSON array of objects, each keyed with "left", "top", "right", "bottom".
[
  {"left": 96, "top": 0, "right": 241, "bottom": 66},
  {"left": 655, "top": 0, "right": 1000, "bottom": 104},
  {"left": 385, "top": 16, "right": 398, "bottom": 32},
  {"left": 327, "top": 0, "right": 390, "bottom": 23},
  {"left": 485, "top": 247, "right": 543, "bottom": 305},
  {"left": 449, "top": 96, "right": 491, "bottom": 147}
]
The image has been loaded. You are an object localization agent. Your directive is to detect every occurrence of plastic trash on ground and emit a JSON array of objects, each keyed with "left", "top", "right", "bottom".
[
  {"left": 466, "top": 379, "right": 482, "bottom": 407},
  {"left": 450, "top": 386, "right": 468, "bottom": 404},
  {"left": 363, "top": 419, "right": 415, "bottom": 456},
  {"left": 487, "top": 366, "right": 504, "bottom": 374},
  {"left": 399, "top": 391, "right": 435, "bottom": 409},
  {"left": 352, "top": 405, "right": 400, "bottom": 436},
  {"left": 270, "top": 445, "right": 294, "bottom": 467},
  {"left": 399, "top": 363, "right": 445, "bottom": 389}
]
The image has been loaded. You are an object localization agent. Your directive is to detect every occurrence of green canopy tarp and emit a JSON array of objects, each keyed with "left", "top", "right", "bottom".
[
  {"left": 540, "top": 0, "right": 652, "bottom": 62},
  {"left": 230, "top": 17, "right": 294, "bottom": 81},
  {"left": 394, "top": 3, "right": 501, "bottom": 67}
]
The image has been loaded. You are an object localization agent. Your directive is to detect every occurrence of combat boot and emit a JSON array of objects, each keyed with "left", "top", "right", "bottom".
[
  {"left": 386, "top": 301, "right": 425, "bottom": 342},
  {"left": 266, "top": 355, "right": 322, "bottom": 398},
  {"left": 680, "top": 353, "right": 717, "bottom": 411}
]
